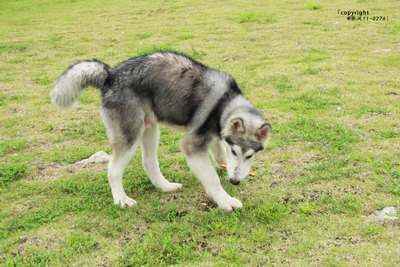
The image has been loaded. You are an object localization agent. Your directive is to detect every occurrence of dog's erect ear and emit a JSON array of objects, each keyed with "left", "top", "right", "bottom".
[
  {"left": 255, "top": 122, "right": 272, "bottom": 143},
  {"left": 229, "top": 118, "right": 245, "bottom": 135}
]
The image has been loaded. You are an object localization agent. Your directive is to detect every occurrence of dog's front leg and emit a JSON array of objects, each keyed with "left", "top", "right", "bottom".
[{"left": 186, "top": 151, "right": 242, "bottom": 211}]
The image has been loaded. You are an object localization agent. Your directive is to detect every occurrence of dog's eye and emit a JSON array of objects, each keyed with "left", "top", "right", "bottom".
[
  {"left": 231, "top": 149, "right": 237, "bottom": 157},
  {"left": 245, "top": 155, "right": 253, "bottom": 160}
]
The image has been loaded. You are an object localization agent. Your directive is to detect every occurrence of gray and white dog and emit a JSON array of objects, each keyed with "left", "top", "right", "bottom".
[{"left": 51, "top": 52, "right": 272, "bottom": 211}]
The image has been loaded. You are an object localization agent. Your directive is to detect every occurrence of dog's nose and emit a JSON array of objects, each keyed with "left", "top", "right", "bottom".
[{"left": 230, "top": 178, "right": 240, "bottom": 185}]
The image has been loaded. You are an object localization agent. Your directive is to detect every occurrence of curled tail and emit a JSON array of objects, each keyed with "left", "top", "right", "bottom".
[{"left": 50, "top": 60, "right": 110, "bottom": 109}]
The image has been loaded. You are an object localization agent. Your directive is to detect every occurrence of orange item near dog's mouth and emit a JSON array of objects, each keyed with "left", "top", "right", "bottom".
[{"left": 220, "top": 163, "right": 255, "bottom": 177}]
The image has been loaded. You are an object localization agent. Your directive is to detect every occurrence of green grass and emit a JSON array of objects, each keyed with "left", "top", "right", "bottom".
[
  {"left": 1, "top": 0, "right": 400, "bottom": 266},
  {"left": 0, "top": 163, "right": 29, "bottom": 188},
  {"left": 0, "top": 139, "right": 29, "bottom": 156},
  {"left": 267, "top": 74, "right": 295, "bottom": 93},
  {"left": 0, "top": 42, "right": 29, "bottom": 53},
  {"left": 0, "top": 92, "right": 5, "bottom": 106},
  {"left": 238, "top": 12, "right": 276, "bottom": 24},
  {"left": 306, "top": 2, "right": 322, "bottom": 11}
]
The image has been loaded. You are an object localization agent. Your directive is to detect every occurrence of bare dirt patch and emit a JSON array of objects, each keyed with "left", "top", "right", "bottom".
[{"left": 29, "top": 154, "right": 109, "bottom": 181}]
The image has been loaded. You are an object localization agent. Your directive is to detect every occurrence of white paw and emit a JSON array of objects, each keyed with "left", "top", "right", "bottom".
[
  {"left": 159, "top": 182, "right": 183, "bottom": 192},
  {"left": 114, "top": 195, "right": 137, "bottom": 208},
  {"left": 214, "top": 194, "right": 243, "bottom": 211}
]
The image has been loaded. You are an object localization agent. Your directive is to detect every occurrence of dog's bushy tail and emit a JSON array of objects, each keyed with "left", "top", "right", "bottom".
[{"left": 50, "top": 60, "right": 110, "bottom": 109}]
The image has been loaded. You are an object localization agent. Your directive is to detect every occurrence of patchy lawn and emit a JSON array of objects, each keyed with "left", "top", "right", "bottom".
[{"left": 1, "top": 0, "right": 399, "bottom": 266}]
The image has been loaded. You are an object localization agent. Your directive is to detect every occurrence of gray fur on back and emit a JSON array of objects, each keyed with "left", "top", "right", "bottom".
[{"left": 102, "top": 52, "right": 215, "bottom": 126}]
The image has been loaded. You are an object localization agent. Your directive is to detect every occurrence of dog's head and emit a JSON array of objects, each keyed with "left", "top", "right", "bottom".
[{"left": 221, "top": 116, "right": 272, "bottom": 185}]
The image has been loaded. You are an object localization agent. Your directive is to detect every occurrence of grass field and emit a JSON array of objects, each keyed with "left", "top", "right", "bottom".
[{"left": 1, "top": 0, "right": 399, "bottom": 266}]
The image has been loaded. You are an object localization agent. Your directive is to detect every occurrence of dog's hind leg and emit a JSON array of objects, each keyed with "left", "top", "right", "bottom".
[
  {"left": 101, "top": 107, "right": 144, "bottom": 208},
  {"left": 141, "top": 124, "right": 183, "bottom": 192},
  {"left": 108, "top": 143, "right": 139, "bottom": 207}
]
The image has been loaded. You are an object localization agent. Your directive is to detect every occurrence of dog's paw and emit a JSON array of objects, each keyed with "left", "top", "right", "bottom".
[
  {"left": 214, "top": 194, "right": 243, "bottom": 211},
  {"left": 159, "top": 182, "right": 183, "bottom": 192},
  {"left": 114, "top": 195, "right": 137, "bottom": 208}
]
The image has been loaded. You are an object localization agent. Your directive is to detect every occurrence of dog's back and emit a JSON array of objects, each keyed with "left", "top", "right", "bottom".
[{"left": 102, "top": 52, "right": 242, "bottom": 131}]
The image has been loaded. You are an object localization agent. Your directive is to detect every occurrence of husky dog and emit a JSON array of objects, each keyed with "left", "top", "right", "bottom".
[{"left": 51, "top": 52, "right": 272, "bottom": 211}]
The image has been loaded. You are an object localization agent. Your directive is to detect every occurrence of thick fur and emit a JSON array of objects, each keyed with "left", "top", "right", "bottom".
[
  {"left": 51, "top": 60, "right": 110, "bottom": 108},
  {"left": 51, "top": 52, "right": 272, "bottom": 211}
]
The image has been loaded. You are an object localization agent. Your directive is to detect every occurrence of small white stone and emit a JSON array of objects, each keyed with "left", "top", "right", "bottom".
[
  {"left": 368, "top": 206, "right": 398, "bottom": 225},
  {"left": 76, "top": 151, "right": 111, "bottom": 165}
]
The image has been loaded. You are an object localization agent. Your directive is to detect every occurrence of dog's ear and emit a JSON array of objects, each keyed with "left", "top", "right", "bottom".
[
  {"left": 229, "top": 118, "right": 245, "bottom": 135},
  {"left": 255, "top": 122, "right": 272, "bottom": 143}
]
